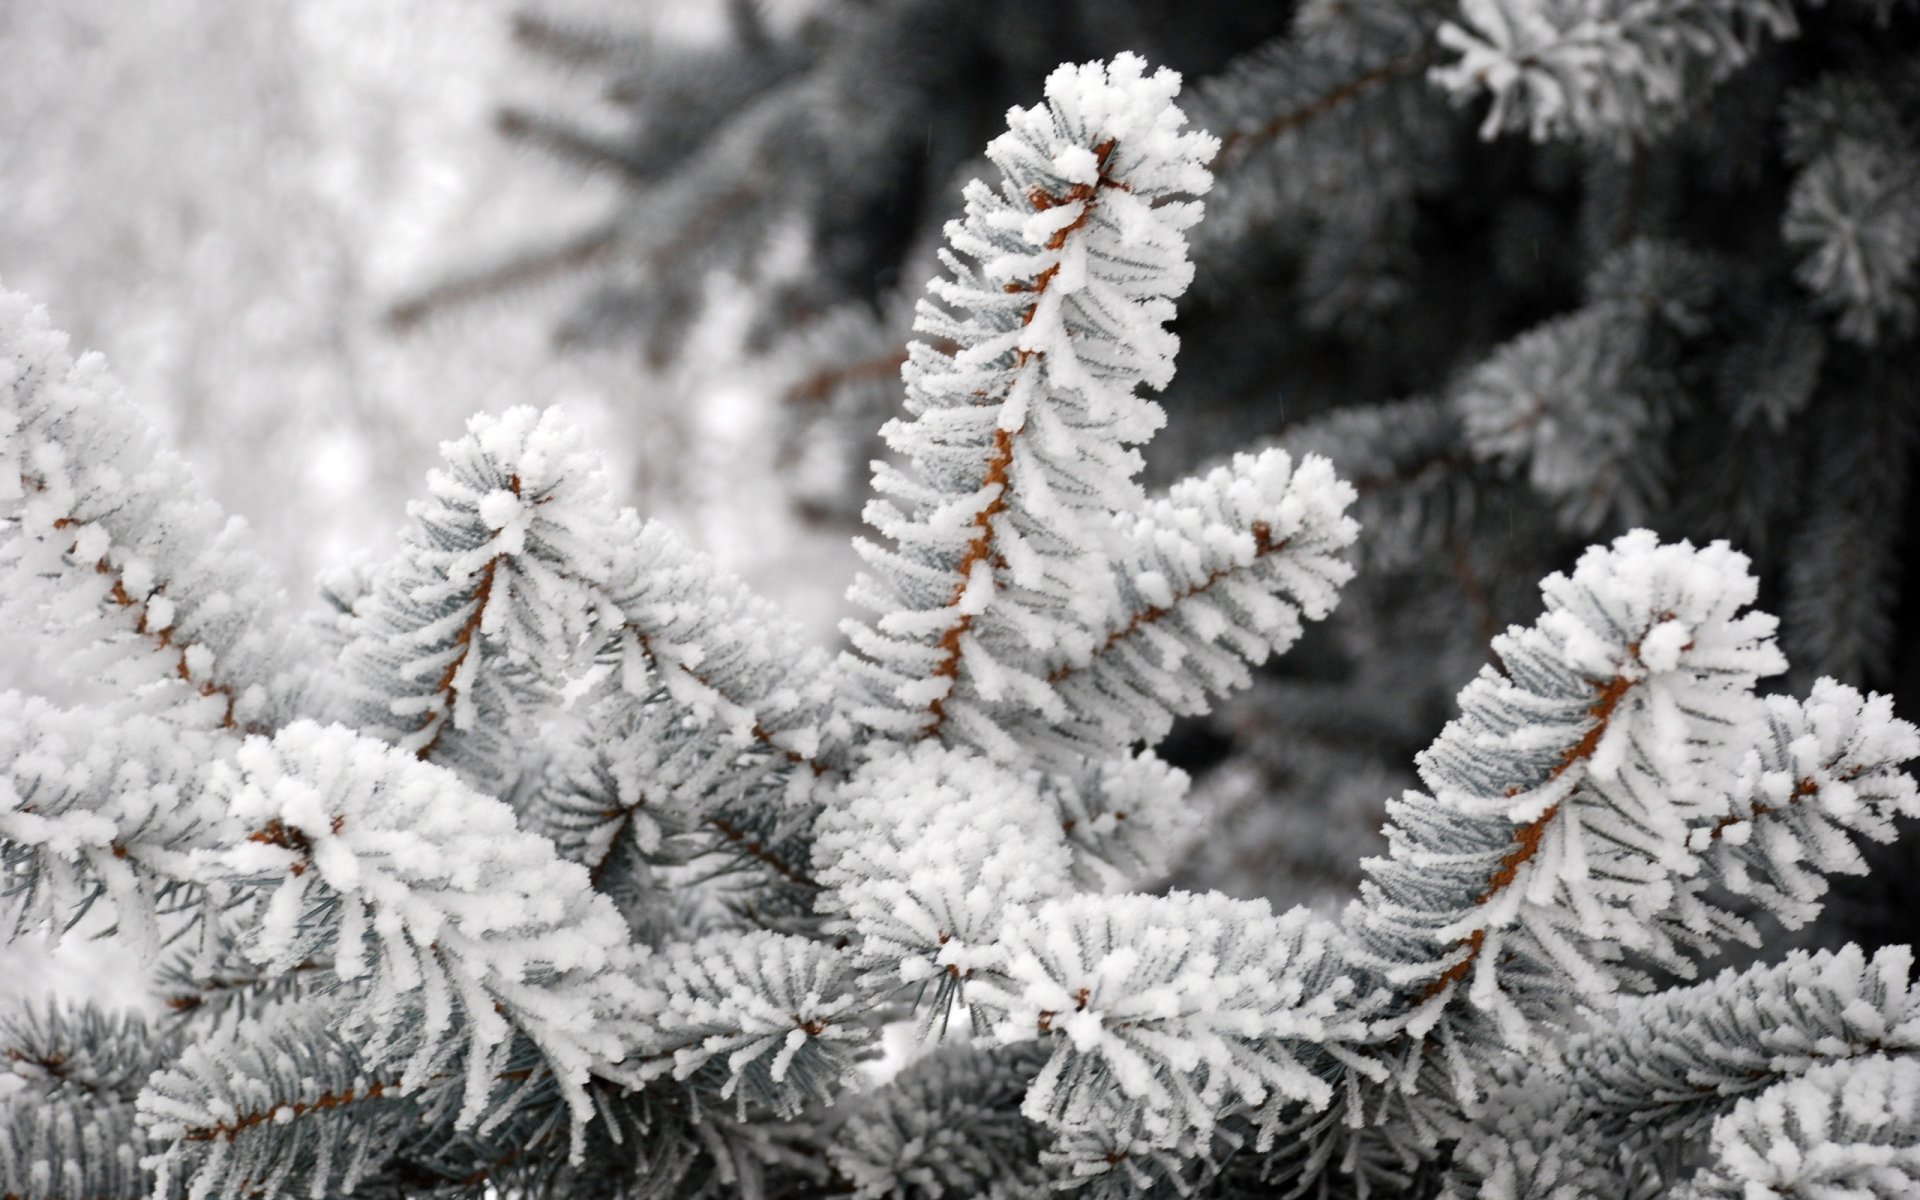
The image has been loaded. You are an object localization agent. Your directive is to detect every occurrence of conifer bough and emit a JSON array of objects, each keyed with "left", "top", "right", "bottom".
[{"left": 4, "top": 49, "right": 1920, "bottom": 1200}]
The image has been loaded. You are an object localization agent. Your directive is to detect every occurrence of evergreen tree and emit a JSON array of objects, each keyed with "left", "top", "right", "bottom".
[
  {"left": 454, "top": 0, "right": 1920, "bottom": 928},
  {"left": 6, "top": 42, "right": 1920, "bottom": 1200}
]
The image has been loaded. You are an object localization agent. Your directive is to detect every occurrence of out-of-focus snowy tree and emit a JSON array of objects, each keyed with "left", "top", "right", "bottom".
[{"left": 0, "top": 0, "right": 816, "bottom": 616}]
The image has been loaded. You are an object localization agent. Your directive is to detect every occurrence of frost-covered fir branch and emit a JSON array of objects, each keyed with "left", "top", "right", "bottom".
[
  {"left": 0, "top": 292, "right": 315, "bottom": 731},
  {"left": 8, "top": 39, "right": 1920, "bottom": 1200},
  {"left": 1434, "top": 0, "right": 1801, "bottom": 146}
]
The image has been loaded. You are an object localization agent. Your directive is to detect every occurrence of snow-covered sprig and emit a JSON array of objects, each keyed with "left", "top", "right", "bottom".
[
  {"left": 606, "top": 517, "right": 844, "bottom": 780},
  {"left": 0, "top": 289, "right": 314, "bottom": 731},
  {"left": 1680, "top": 681, "right": 1920, "bottom": 941},
  {"left": 1053, "top": 750, "right": 1196, "bottom": 891},
  {"left": 974, "top": 891, "right": 1380, "bottom": 1155},
  {"left": 5, "top": 1054, "right": 154, "bottom": 1200},
  {"left": 1456, "top": 240, "right": 1720, "bottom": 533},
  {"left": 841, "top": 52, "right": 1218, "bottom": 753},
  {"left": 1782, "top": 73, "right": 1920, "bottom": 345},
  {"left": 1434, "top": 0, "right": 1799, "bottom": 147},
  {"left": 816, "top": 742, "right": 1073, "bottom": 1027},
  {"left": 826, "top": 1045, "right": 1051, "bottom": 1200},
  {"left": 207, "top": 722, "right": 651, "bottom": 1133},
  {"left": 339, "top": 406, "right": 622, "bottom": 793},
  {"left": 1448, "top": 943, "right": 1920, "bottom": 1197},
  {"left": 1568, "top": 944, "right": 1920, "bottom": 1139},
  {"left": 138, "top": 999, "right": 448, "bottom": 1200},
  {"left": 1, "top": 1001, "right": 172, "bottom": 1200},
  {"left": 1354, "top": 531, "right": 1788, "bottom": 1042},
  {"left": 1040, "top": 449, "right": 1358, "bottom": 764},
  {"left": 0, "top": 694, "right": 233, "bottom": 953},
  {"left": 1685, "top": 1054, "right": 1920, "bottom": 1199},
  {"left": 521, "top": 512, "right": 847, "bottom": 924},
  {"left": 636, "top": 930, "right": 866, "bottom": 1118}
]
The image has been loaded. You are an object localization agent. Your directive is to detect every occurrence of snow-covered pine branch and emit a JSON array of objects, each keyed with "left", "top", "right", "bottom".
[
  {"left": 816, "top": 741, "right": 1075, "bottom": 1029},
  {"left": 633, "top": 929, "right": 865, "bottom": 1118},
  {"left": 338, "top": 406, "right": 622, "bottom": 794},
  {"left": 1448, "top": 944, "right": 1920, "bottom": 1196},
  {"left": 1684, "top": 1055, "right": 1920, "bottom": 1198},
  {"left": 0, "top": 291, "right": 314, "bottom": 731},
  {"left": 525, "top": 515, "right": 845, "bottom": 921},
  {"left": 1434, "top": 0, "right": 1800, "bottom": 146},
  {"left": 1675, "top": 679, "right": 1920, "bottom": 949},
  {"left": 841, "top": 52, "right": 1218, "bottom": 757},
  {"left": 0, "top": 694, "right": 233, "bottom": 955},
  {"left": 4, "top": 39, "right": 1920, "bottom": 1200},
  {"left": 1, "top": 1003, "right": 169, "bottom": 1200},
  {"left": 1354, "top": 531, "right": 1790, "bottom": 1046},
  {"left": 1040, "top": 449, "right": 1358, "bottom": 762},
  {"left": 1454, "top": 240, "right": 1719, "bottom": 533},
  {"left": 972, "top": 891, "right": 1381, "bottom": 1174},
  {"left": 137, "top": 999, "right": 459, "bottom": 1200},
  {"left": 205, "top": 722, "right": 651, "bottom": 1135},
  {"left": 1782, "top": 72, "right": 1920, "bottom": 345}
]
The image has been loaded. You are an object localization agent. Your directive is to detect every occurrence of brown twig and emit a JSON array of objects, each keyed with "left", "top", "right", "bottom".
[
  {"left": 1211, "top": 45, "right": 1441, "bottom": 174},
  {"left": 415, "top": 475, "right": 521, "bottom": 762},
  {"left": 183, "top": 1079, "right": 395, "bottom": 1142},
  {"left": 785, "top": 347, "right": 911, "bottom": 405},
  {"left": 919, "top": 139, "right": 1122, "bottom": 734},
  {"left": 24, "top": 477, "right": 253, "bottom": 732},
  {"left": 1415, "top": 662, "right": 1644, "bottom": 1003},
  {"left": 708, "top": 816, "right": 820, "bottom": 890}
]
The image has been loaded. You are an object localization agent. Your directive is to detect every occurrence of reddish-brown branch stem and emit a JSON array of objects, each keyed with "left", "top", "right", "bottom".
[
  {"left": 1704, "top": 766, "right": 1865, "bottom": 842},
  {"left": 183, "top": 1078, "right": 395, "bottom": 1142},
  {"left": 1211, "top": 45, "right": 1441, "bottom": 173},
  {"left": 919, "top": 139, "right": 1120, "bottom": 735},
  {"left": 24, "top": 474, "right": 253, "bottom": 731},
  {"left": 708, "top": 816, "right": 819, "bottom": 890},
  {"left": 1415, "top": 664, "right": 1642, "bottom": 1003},
  {"left": 785, "top": 348, "right": 911, "bottom": 405},
  {"left": 415, "top": 475, "right": 522, "bottom": 762}
]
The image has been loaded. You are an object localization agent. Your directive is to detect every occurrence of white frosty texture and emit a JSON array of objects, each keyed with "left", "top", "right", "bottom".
[
  {"left": 206, "top": 721, "right": 650, "bottom": 1133},
  {"left": 4, "top": 1081, "right": 146, "bottom": 1200},
  {"left": 635, "top": 930, "right": 864, "bottom": 1118},
  {"left": 339, "top": 405, "right": 624, "bottom": 795},
  {"left": 0, "top": 693, "right": 233, "bottom": 957},
  {"left": 974, "top": 891, "right": 1378, "bottom": 1155},
  {"left": 0, "top": 287, "right": 315, "bottom": 731},
  {"left": 1683, "top": 1055, "right": 1920, "bottom": 1199},
  {"left": 1571, "top": 945, "right": 1920, "bottom": 1133},
  {"left": 1435, "top": 0, "right": 1799, "bottom": 145},
  {"left": 1052, "top": 750, "right": 1197, "bottom": 891},
  {"left": 1455, "top": 240, "right": 1720, "bottom": 534},
  {"left": 1355, "top": 531, "right": 1789, "bottom": 1046},
  {"left": 840, "top": 52, "right": 1220, "bottom": 755},
  {"left": 816, "top": 742, "right": 1073, "bottom": 1015}
]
